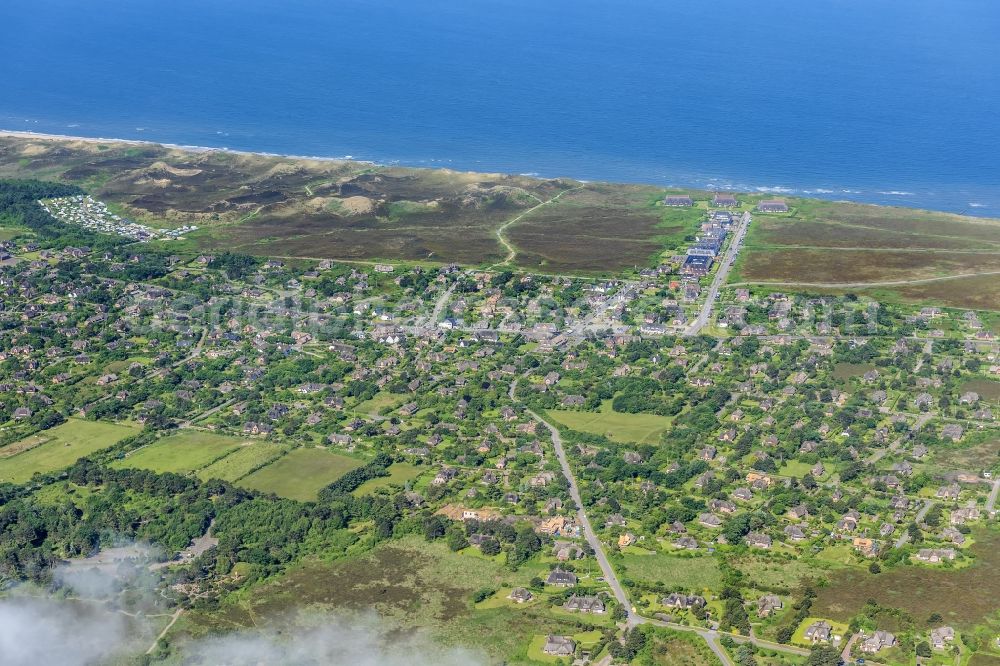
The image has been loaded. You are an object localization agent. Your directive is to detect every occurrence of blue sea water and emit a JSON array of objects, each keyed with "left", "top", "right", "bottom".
[{"left": 2, "top": 0, "right": 999, "bottom": 216}]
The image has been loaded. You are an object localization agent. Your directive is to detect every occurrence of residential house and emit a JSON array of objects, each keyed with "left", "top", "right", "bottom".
[
  {"left": 662, "top": 593, "right": 706, "bottom": 610},
  {"left": 860, "top": 630, "right": 896, "bottom": 653},
  {"left": 757, "top": 199, "right": 789, "bottom": 213},
  {"left": 543, "top": 636, "right": 575, "bottom": 656},
  {"left": 545, "top": 569, "right": 578, "bottom": 587},
  {"left": 803, "top": 621, "right": 832, "bottom": 643},
  {"left": 916, "top": 548, "right": 956, "bottom": 563},
  {"left": 930, "top": 626, "right": 955, "bottom": 650},
  {"left": 757, "top": 595, "right": 783, "bottom": 618},
  {"left": 563, "top": 595, "right": 606, "bottom": 614}
]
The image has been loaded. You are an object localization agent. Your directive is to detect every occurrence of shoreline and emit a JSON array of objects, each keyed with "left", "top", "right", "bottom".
[
  {"left": 0, "top": 129, "right": 379, "bottom": 168},
  {"left": 1, "top": 129, "right": 996, "bottom": 219}
]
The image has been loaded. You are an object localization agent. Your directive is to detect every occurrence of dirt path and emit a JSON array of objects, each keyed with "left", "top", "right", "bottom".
[
  {"left": 492, "top": 185, "right": 584, "bottom": 267},
  {"left": 146, "top": 608, "right": 184, "bottom": 655}
]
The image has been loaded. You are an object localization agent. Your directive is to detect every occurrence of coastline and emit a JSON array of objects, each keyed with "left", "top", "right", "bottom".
[
  {"left": 0, "top": 129, "right": 377, "bottom": 168},
  {"left": 1, "top": 129, "right": 997, "bottom": 220}
]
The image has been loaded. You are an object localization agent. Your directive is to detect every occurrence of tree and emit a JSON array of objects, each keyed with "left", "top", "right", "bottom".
[
  {"left": 445, "top": 527, "right": 469, "bottom": 551},
  {"left": 720, "top": 589, "right": 751, "bottom": 635},
  {"left": 734, "top": 643, "right": 758, "bottom": 666},
  {"left": 805, "top": 645, "right": 841, "bottom": 666},
  {"left": 479, "top": 537, "right": 501, "bottom": 556},
  {"left": 915, "top": 641, "right": 932, "bottom": 658},
  {"left": 508, "top": 525, "right": 542, "bottom": 566},
  {"left": 423, "top": 515, "right": 447, "bottom": 540}
]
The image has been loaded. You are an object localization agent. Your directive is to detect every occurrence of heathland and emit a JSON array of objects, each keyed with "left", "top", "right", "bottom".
[{"left": 3, "top": 133, "right": 1000, "bottom": 310}]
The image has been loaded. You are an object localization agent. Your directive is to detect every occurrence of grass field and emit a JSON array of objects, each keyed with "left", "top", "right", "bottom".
[
  {"left": 237, "top": 447, "right": 364, "bottom": 501},
  {"left": 0, "top": 226, "right": 24, "bottom": 241},
  {"left": 354, "top": 392, "right": 407, "bottom": 417},
  {"left": 112, "top": 431, "right": 246, "bottom": 475},
  {"left": 619, "top": 552, "right": 722, "bottom": 591},
  {"left": 0, "top": 419, "right": 137, "bottom": 484},
  {"left": 505, "top": 184, "right": 699, "bottom": 273},
  {"left": 196, "top": 442, "right": 288, "bottom": 482},
  {"left": 777, "top": 460, "right": 818, "bottom": 478},
  {"left": 831, "top": 362, "right": 875, "bottom": 382},
  {"left": 732, "top": 554, "right": 827, "bottom": 590},
  {"left": 547, "top": 400, "right": 673, "bottom": 444},
  {"left": 813, "top": 529, "right": 1000, "bottom": 628},
  {"left": 353, "top": 462, "right": 423, "bottom": 495}
]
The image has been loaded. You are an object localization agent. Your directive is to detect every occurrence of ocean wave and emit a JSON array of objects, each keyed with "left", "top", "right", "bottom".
[
  {"left": 754, "top": 185, "right": 795, "bottom": 193},
  {"left": 969, "top": 203, "right": 986, "bottom": 208},
  {"left": 877, "top": 190, "right": 915, "bottom": 196}
]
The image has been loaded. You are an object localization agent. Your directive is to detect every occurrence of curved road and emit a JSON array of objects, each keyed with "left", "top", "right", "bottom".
[
  {"left": 521, "top": 379, "right": 817, "bottom": 665},
  {"left": 528, "top": 407, "right": 736, "bottom": 665},
  {"left": 528, "top": 410, "right": 637, "bottom": 625}
]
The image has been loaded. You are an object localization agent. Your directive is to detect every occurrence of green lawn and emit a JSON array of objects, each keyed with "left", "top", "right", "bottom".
[
  {"left": 0, "top": 226, "right": 25, "bottom": 242},
  {"left": 547, "top": 400, "right": 673, "bottom": 444},
  {"left": 619, "top": 552, "right": 723, "bottom": 591},
  {"left": 112, "top": 431, "right": 245, "bottom": 475},
  {"left": 790, "top": 616, "right": 849, "bottom": 647},
  {"left": 196, "top": 442, "right": 288, "bottom": 482},
  {"left": 354, "top": 392, "right": 406, "bottom": 417},
  {"left": 526, "top": 635, "right": 567, "bottom": 663},
  {"left": 0, "top": 419, "right": 138, "bottom": 484},
  {"left": 353, "top": 462, "right": 424, "bottom": 495},
  {"left": 777, "top": 459, "right": 830, "bottom": 480},
  {"left": 237, "top": 447, "right": 364, "bottom": 501}
]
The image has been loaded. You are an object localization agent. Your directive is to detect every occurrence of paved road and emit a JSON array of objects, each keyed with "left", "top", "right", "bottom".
[
  {"left": 703, "top": 631, "right": 736, "bottom": 666},
  {"left": 527, "top": 404, "right": 818, "bottom": 666},
  {"left": 428, "top": 282, "right": 456, "bottom": 325},
  {"left": 840, "top": 632, "right": 860, "bottom": 663},
  {"left": 528, "top": 409, "right": 638, "bottom": 627},
  {"left": 896, "top": 499, "right": 934, "bottom": 548},
  {"left": 685, "top": 211, "right": 751, "bottom": 337},
  {"left": 986, "top": 479, "right": 1000, "bottom": 514}
]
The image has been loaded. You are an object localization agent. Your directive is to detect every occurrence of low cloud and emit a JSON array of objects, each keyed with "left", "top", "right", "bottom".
[
  {"left": 0, "top": 542, "right": 487, "bottom": 666},
  {"left": 0, "top": 596, "right": 132, "bottom": 666},
  {"left": 0, "top": 543, "right": 161, "bottom": 666},
  {"left": 179, "top": 614, "right": 486, "bottom": 666}
]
